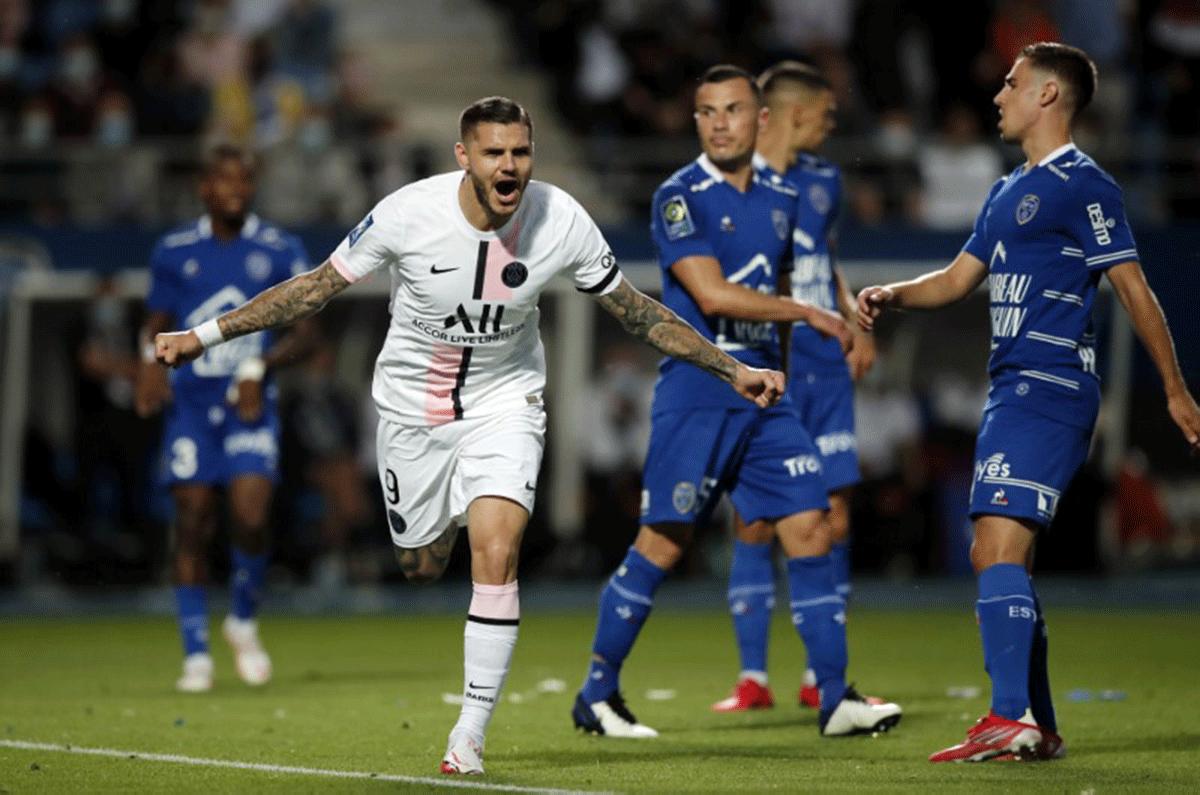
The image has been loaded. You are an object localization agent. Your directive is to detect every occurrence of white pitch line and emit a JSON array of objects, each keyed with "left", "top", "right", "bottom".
[{"left": 0, "top": 740, "right": 619, "bottom": 795}]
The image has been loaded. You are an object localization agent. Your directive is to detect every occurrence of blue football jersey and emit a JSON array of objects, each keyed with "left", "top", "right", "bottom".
[
  {"left": 146, "top": 214, "right": 309, "bottom": 401},
  {"left": 759, "top": 152, "right": 848, "bottom": 377},
  {"left": 649, "top": 154, "right": 797, "bottom": 412},
  {"left": 962, "top": 144, "right": 1138, "bottom": 429}
]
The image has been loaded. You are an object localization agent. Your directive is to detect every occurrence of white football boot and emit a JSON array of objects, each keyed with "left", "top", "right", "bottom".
[
  {"left": 175, "top": 652, "right": 214, "bottom": 693},
  {"left": 440, "top": 730, "right": 485, "bottom": 775},
  {"left": 572, "top": 692, "right": 658, "bottom": 738},
  {"left": 222, "top": 615, "right": 272, "bottom": 686},
  {"left": 820, "top": 686, "right": 903, "bottom": 736}
]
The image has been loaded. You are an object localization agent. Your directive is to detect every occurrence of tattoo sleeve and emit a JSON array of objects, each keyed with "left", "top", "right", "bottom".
[
  {"left": 595, "top": 279, "right": 739, "bottom": 384},
  {"left": 216, "top": 260, "right": 350, "bottom": 341},
  {"left": 394, "top": 524, "right": 460, "bottom": 584}
]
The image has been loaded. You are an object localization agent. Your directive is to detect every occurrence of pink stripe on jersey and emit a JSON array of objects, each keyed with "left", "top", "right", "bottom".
[
  {"left": 481, "top": 221, "right": 522, "bottom": 301},
  {"left": 423, "top": 343, "right": 461, "bottom": 425},
  {"left": 329, "top": 253, "right": 358, "bottom": 283},
  {"left": 469, "top": 581, "right": 520, "bottom": 621}
]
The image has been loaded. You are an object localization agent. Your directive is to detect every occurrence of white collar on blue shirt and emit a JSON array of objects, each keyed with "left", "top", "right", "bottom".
[{"left": 197, "top": 213, "right": 261, "bottom": 239}]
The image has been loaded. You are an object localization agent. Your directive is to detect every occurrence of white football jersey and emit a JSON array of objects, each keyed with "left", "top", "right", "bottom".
[{"left": 331, "top": 171, "right": 623, "bottom": 426}]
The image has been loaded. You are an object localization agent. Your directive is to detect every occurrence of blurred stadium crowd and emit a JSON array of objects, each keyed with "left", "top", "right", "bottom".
[{"left": 3, "top": 0, "right": 1199, "bottom": 594}]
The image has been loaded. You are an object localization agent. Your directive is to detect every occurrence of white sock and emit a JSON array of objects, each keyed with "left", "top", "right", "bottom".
[{"left": 455, "top": 581, "right": 519, "bottom": 741}]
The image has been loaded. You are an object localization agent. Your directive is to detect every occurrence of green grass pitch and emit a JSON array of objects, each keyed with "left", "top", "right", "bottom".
[{"left": 2, "top": 605, "right": 1198, "bottom": 793}]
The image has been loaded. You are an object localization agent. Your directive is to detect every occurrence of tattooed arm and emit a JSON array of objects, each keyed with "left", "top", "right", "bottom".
[
  {"left": 594, "top": 278, "right": 786, "bottom": 408},
  {"left": 154, "top": 259, "right": 350, "bottom": 367}
]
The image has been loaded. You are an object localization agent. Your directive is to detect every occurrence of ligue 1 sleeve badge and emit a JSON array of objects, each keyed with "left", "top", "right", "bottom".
[{"left": 1016, "top": 194, "right": 1039, "bottom": 225}]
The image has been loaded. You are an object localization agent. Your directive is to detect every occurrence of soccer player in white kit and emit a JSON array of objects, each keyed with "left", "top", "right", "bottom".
[{"left": 154, "top": 96, "right": 787, "bottom": 775}]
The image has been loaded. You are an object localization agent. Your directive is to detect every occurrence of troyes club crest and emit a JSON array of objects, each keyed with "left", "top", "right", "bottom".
[{"left": 1016, "top": 194, "right": 1039, "bottom": 225}]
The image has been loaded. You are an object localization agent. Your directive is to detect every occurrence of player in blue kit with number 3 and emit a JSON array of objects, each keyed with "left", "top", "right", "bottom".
[
  {"left": 571, "top": 65, "right": 902, "bottom": 740},
  {"left": 859, "top": 43, "right": 1200, "bottom": 762},
  {"left": 135, "top": 144, "right": 315, "bottom": 693}
]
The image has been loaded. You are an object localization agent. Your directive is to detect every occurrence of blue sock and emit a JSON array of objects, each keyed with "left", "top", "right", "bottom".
[
  {"left": 786, "top": 556, "right": 847, "bottom": 720},
  {"left": 830, "top": 540, "right": 851, "bottom": 600},
  {"left": 581, "top": 547, "right": 667, "bottom": 703},
  {"left": 1028, "top": 583, "right": 1057, "bottom": 732},
  {"left": 230, "top": 547, "right": 269, "bottom": 620},
  {"left": 976, "top": 563, "right": 1036, "bottom": 720},
  {"left": 728, "top": 539, "right": 775, "bottom": 676},
  {"left": 175, "top": 585, "right": 209, "bottom": 656}
]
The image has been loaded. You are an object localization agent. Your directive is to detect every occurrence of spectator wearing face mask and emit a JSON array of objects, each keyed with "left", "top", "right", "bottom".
[{"left": 47, "top": 32, "right": 125, "bottom": 139}]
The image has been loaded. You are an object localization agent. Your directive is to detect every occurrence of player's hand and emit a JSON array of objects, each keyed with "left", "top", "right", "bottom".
[
  {"left": 134, "top": 359, "right": 172, "bottom": 418},
  {"left": 733, "top": 364, "right": 786, "bottom": 408},
  {"left": 155, "top": 330, "right": 204, "bottom": 368},
  {"left": 856, "top": 285, "right": 894, "bottom": 332},
  {"left": 846, "top": 329, "right": 877, "bottom": 381},
  {"left": 804, "top": 305, "right": 854, "bottom": 355},
  {"left": 1166, "top": 388, "right": 1200, "bottom": 455}
]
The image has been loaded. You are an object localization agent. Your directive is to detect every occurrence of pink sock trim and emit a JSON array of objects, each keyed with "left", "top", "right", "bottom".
[{"left": 469, "top": 581, "right": 520, "bottom": 621}]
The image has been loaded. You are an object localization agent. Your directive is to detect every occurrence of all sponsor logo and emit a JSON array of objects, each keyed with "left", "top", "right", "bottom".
[{"left": 975, "top": 452, "right": 1011, "bottom": 481}]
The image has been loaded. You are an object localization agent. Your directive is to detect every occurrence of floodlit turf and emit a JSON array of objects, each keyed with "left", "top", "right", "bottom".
[{"left": 2, "top": 605, "right": 1199, "bottom": 793}]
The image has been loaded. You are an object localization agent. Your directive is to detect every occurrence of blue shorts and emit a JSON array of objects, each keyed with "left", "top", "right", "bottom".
[
  {"left": 160, "top": 394, "right": 281, "bottom": 485},
  {"left": 640, "top": 407, "right": 829, "bottom": 527},
  {"left": 968, "top": 404, "right": 1092, "bottom": 528},
  {"left": 789, "top": 371, "right": 860, "bottom": 491}
]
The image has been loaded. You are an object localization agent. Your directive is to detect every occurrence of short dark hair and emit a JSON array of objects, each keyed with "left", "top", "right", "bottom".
[
  {"left": 459, "top": 96, "right": 533, "bottom": 141},
  {"left": 201, "top": 142, "right": 253, "bottom": 176},
  {"left": 1019, "top": 42, "right": 1097, "bottom": 120},
  {"left": 698, "top": 64, "right": 764, "bottom": 107},
  {"left": 757, "top": 60, "right": 832, "bottom": 100}
]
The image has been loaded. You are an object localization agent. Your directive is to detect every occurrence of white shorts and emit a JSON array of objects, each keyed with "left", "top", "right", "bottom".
[{"left": 374, "top": 404, "right": 546, "bottom": 548}]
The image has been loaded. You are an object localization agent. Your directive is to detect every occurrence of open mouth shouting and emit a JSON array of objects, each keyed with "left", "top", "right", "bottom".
[{"left": 494, "top": 178, "right": 522, "bottom": 207}]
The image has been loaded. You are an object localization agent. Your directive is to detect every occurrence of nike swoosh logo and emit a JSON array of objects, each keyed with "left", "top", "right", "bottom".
[
  {"left": 468, "top": 681, "right": 494, "bottom": 690},
  {"left": 431, "top": 265, "right": 459, "bottom": 274},
  {"left": 523, "top": 482, "right": 536, "bottom": 491}
]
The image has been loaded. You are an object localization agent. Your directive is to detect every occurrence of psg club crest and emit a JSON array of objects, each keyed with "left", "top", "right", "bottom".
[
  {"left": 502, "top": 260, "right": 528, "bottom": 288},
  {"left": 672, "top": 481, "right": 696, "bottom": 514},
  {"left": 771, "top": 209, "right": 789, "bottom": 240},
  {"left": 348, "top": 213, "right": 374, "bottom": 247},
  {"left": 809, "top": 183, "right": 831, "bottom": 216},
  {"left": 1016, "top": 194, "right": 1040, "bottom": 225}
]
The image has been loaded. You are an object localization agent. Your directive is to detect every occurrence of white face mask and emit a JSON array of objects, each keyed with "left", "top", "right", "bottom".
[{"left": 20, "top": 112, "right": 53, "bottom": 149}]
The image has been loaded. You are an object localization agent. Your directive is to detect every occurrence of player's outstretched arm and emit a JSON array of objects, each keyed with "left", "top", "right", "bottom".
[
  {"left": 155, "top": 260, "right": 351, "bottom": 368},
  {"left": 1106, "top": 260, "right": 1200, "bottom": 453},
  {"left": 595, "top": 279, "right": 785, "bottom": 408},
  {"left": 856, "top": 251, "right": 988, "bottom": 331}
]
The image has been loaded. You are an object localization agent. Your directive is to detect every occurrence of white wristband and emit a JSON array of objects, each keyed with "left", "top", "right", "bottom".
[
  {"left": 193, "top": 318, "right": 225, "bottom": 348},
  {"left": 234, "top": 357, "right": 266, "bottom": 383},
  {"left": 141, "top": 342, "right": 157, "bottom": 363}
]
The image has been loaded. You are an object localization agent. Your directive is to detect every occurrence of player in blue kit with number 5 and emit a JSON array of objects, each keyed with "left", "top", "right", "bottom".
[
  {"left": 859, "top": 43, "right": 1200, "bottom": 762},
  {"left": 135, "top": 144, "right": 315, "bottom": 693},
  {"left": 571, "top": 65, "right": 902, "bottom": 740}
]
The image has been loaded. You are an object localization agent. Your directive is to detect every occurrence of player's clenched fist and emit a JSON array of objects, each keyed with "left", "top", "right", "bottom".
[
  {"left": 856, "top": 285, "right": 894, "bottom": 332},
  {"left": 734, "top": 364, "right": 786, "bottom": 408},
  {"left": 155, "top": 330, "right": 205, "bottom": 368}
]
